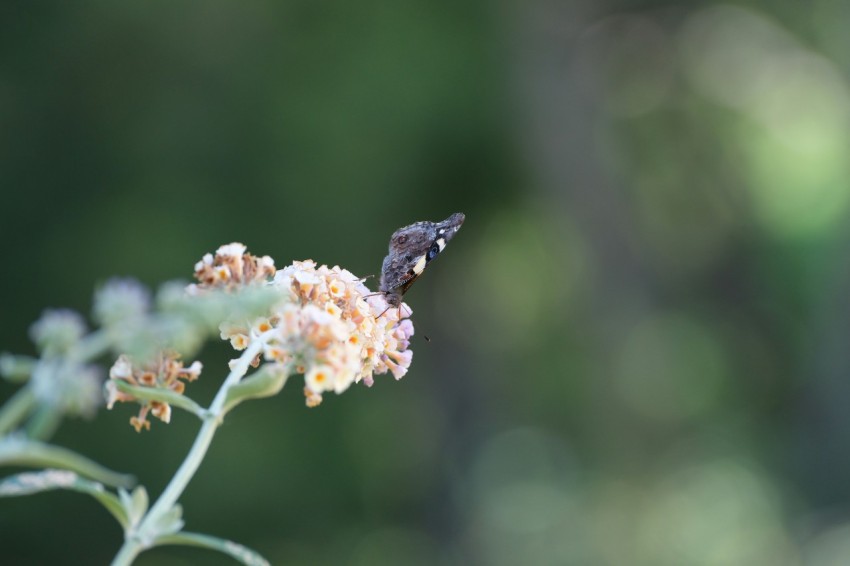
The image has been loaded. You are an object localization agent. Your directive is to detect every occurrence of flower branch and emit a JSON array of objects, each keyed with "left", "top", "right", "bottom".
[{"left": 2, "top": 242, "right": 417, "bottom": 565}]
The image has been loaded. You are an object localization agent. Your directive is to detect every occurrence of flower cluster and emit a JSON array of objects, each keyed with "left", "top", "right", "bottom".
[
  {"left": 189, "top": 243, "right": 275, "bottom": 292},
  {"left": 93, "top": 279, "right": 151, "bottom": 327},
  {"left": 23, "top": 310, "right": 103, "bottom": 418},
  {"left": 106, "top": 352, "right": 202, "bottom": 432},
  {"left": 31, "top": 359, "right": 102, "bottom": 418},
  {"left": 104, "top": 242, "right": 415, "bottom": 428},
  {"left": 220, "top": 257, "right": 414, "bottom": 407},
  {"left": 29, "top": 309, "right": 87, "bottom": 356}
]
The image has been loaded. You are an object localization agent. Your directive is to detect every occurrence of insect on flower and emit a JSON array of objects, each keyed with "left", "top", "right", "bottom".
[{"left": 375, "top": 213, "right": 465, "bottom": 318}]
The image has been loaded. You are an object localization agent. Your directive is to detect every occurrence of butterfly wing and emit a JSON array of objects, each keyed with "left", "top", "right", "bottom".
[
  {"left": 378, "top": 213, "right": 465, "bottom": 305},
  {"left": 379, "top": 222, "right": 434, "bottom": 295}
]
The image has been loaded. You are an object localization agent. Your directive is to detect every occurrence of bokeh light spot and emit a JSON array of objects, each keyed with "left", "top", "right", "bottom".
[
  {"left": 638, "top": 459, "right": 795, "bottom": 565},
  {"left": 679, "top": 4, "right": 850, "bottom": 238},
  {"left": 615, "top": 313, "right": 726, "bottom": 422}
]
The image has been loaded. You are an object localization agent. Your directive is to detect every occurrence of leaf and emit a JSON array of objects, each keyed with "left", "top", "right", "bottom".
[
  {"left": 131, "top": 485, "right": 149, "bottom": 522},
  {"left": 149, "top": 503, "right": 184, "bottom": 537},
  {"left": 113, "top": 381, "right": 205, "bottom": 418},
  {"left": 0, "top": 469, "right": 128, "bottom": 528},
  {"left": 0, "top": 354, "right": 36, "bottom": 384},
  {"left": 119, "top": 485, "right": 149, "bottom": 529},
  {"left": 0, "top": 387, "right": 36, "bottom": 436},
  {"left": 0, "top": 437, "right": 135, "bottom": 488},
  {"left": 159, "top": 286, "right": 281, "bottom": 334},
  {"left": 223, "top": 366, "right": 288, "bottom": 414},
  {"left": 154, "top": 532, "right": 270, "bottom": 566}
]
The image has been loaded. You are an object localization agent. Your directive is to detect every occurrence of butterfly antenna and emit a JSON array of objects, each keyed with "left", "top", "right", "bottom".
[{"left": 361, "top": 291, "right": 386, "bottom": 299}]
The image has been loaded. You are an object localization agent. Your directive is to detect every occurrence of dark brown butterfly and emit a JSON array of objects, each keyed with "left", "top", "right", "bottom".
[{"left": 378, "top": 212, "right": 465, "bottom": 312}]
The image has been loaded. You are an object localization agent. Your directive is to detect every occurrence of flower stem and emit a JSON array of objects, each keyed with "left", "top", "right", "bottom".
[
  {"left": 111, "top": 338, "right": 266, "bottom": 566},
  {"left": 0, "top": 386, "right": 36, "bottom": 437},
  {"left": 110, "top": 539, "right": 142, "bottom": 565},
  {"left": 72, "top": 329, "right": 113, "bottom": 362},
  {"left": 25, "top": 406, "right": 62, "bottom": 441}
]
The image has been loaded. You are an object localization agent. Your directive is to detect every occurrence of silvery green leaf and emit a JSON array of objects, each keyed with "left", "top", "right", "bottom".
[
  {"left": 0, "top": 354, "right": 36, "bottom": 383},
  {"left": 154, "top": 532, "right": 270, "bottom": 566},
  {"left": 112, "top": 381, "right": 205, "bottom": 418},
  {"left": 118, "top": 487, "right": 132, "bottom": 512},
  {"left": 120, "top": 485, "right": 149, "bottom": 529},
  {"left": 0, "top": 437, "right": 134, "bottom": 488},
  {"left": 110, "top": 322, "right": 161, "bottom": 366},
  {"left": 159, "top": 285, "right": 281, "bottom": 335},
  {"left": 128, "top": 485, "right": 149, "bottom": 527},
  {"left": 155, "top": 316, "right": 205, "bottom": 358},
  {"left": 232, "top": 286, "right": 283, "bottom": 318},
  {"left": 223, "top": 365, "right": 288, "bottom": 414},
  {"left": 0, "top": 469, "right": 128, "bottom": 528},
  {"left": 149, "top": 504, "right": 184, "bottom": 537}
]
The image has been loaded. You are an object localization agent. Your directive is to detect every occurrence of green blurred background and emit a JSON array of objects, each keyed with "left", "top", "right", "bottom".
[{"left": 3, "top": 1, "right": 850, "bottom": 564}]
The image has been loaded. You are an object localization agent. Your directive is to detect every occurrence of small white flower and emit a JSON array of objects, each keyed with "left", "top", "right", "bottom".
[
  {"left": 181, "top": 360, "right": 203, "bottom": 381},
  {"left": 259, "top": 255, "right": 275, "bottom": 269},
  {"left": 109, "top": 355, "right": 133, "bottom": 380},
  {"left": 305, "top": 365, "right": 334, "bottom": 393},
  {"left": 251, "top": 318, "right": 274, "bottom": 334},
  {"left": 230, "top": 334, "right": 249, "bottom": 350},
  {"left": 324, "top": 302, "right": 342, "bottom": 318},
  {"left": 191, "top": 244, "right": 276, "bottom": 290},
  {"left": 216, "top": 243, "right": 247, "bottom": 258},
  {"left": 194, "top": 253, "right": 214, "bottom": 273},
  {"left": 294, "top": 269, "right": 320, "bottom": 287},
  {"left": 150, "top": 401, "right": 171, "bottom": 424}
]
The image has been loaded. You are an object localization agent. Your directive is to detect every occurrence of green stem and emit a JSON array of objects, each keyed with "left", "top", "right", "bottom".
[
  {"left": 111, "top": 338, "right": 266, "bottom": 566},
  {"left": 111, "top": 541, "right": 142, "bottom": 565},
  {"left": 25, "top": 406, "right": 62, "bottom": 441},
  {"left": 114, "top": 381, "right": 205, "bottom": 419},
  {"left": 0, "top": 386, "right": 36, "bottom": 437},
  {"left": 72, "top": 329, "right": 113, "bottom": 362}
]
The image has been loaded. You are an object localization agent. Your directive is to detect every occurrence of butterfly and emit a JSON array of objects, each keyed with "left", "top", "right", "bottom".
[{"left": 376, "top": 212, "right": 465, "bottom": 315}]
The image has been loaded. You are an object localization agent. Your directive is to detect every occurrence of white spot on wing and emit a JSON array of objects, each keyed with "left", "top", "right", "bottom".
[
  {"left": 412, "top": 255, "right": 427, "bottom": 275},
  {"left": 436, "top": 238, "right": 446, "bottom": 251}
]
